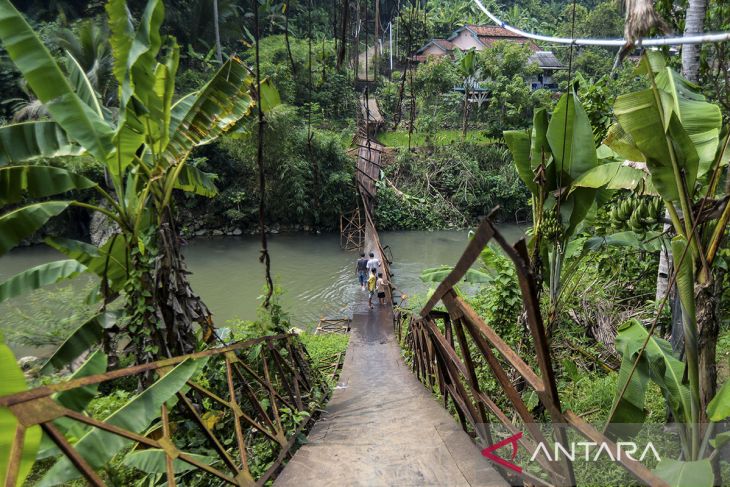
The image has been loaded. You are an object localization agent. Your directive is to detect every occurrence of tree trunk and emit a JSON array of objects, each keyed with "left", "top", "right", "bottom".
[
  {"left": 125, "top": 240, "right": 163, "bottom": 386},
  {"left": 374, "top": 0, "right": 380, "bottom": 77},
  {"left": 695, "top": 275, "right": 723, "bottom": 484},
  {"left": 695, "top": 277, "right": 720, "bottom": 424},
  {"left": 681, "top": 0, "right": 707, "bottom": 83},
  {"left": 284, "top": 0, "right": 297, "bottom": 75},
  {"left": 213, "top": 0, "right": 222, "bottom": 63},
  {"left": 337, "top": 0, "right": 349, "bottom": 69},
  {"left": 461, "top": 90, "right": 469, "bottom": 140},
  {"left": 155, "top": 212, "right": 214, "bottom": 357},
  {"left": 392, "top": 64, "right": 408, "bottom": 130}
]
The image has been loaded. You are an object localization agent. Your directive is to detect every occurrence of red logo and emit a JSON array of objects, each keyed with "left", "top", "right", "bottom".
[{"left": 481, "top": 432, "right": 522, "bottom": 473}]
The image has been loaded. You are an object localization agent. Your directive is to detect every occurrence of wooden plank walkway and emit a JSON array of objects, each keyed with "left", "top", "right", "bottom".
[
  {"left": 275, "top": 305, "right": 507, "bottom": 485},
  {"left": 275, "top": 223, "right": 506, "bottom": 486},
  {"left": 356, "top": 138, "right": 383, "bottom": 202}
]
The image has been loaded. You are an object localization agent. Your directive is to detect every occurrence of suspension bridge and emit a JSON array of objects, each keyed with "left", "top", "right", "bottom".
[
  {"left": 0, "top": 60, "right": 668, "bottom": 487},
  {"left": 275, "top": 92, "right": 505, "bottom": 486}
]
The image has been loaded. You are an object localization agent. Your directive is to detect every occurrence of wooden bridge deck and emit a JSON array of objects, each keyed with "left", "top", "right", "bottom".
[{"left": 275, "top": 304, "right": 506, "bottom": 486}]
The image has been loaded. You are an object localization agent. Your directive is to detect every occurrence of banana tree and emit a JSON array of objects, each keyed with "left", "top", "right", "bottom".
[
  {"left": 593, "top": 52, "right": 729, "bottom": 479},
  {"left": 504, "top": 90, "right": 599, "bottom": 325},
  {"left": 608, "top": 319, "right": 730, "bottom": 486},
  {"left": 0, "top": 0, "right": 263, "bottom": 370}
]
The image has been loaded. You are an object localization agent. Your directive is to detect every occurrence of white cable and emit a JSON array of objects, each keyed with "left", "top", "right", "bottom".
[{"left": 472, "top": 0, "right": 730, "bottom": 46}]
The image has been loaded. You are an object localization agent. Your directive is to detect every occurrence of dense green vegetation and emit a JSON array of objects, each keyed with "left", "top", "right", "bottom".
[
  {"left": 1, "top": 0, "right": 730, "bottom": 485},
  {"left": 399, "top": 48, "right": 730, "bottom": 485}
]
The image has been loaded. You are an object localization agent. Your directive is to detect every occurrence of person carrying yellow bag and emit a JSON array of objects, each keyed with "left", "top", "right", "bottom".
[{"left": 367, "top": 268, "right": 377, "bottom": 309}]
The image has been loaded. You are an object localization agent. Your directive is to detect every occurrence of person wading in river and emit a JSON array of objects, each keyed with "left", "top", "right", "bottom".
[
  {"left": 366, "top": 251, "right": 380, "bottom": 277},
  {"left": 367, "top": 268, "right": 377, "bottom": 309},
  {"left": 356, "top": 253, "right": 368, "bottom": 290}
]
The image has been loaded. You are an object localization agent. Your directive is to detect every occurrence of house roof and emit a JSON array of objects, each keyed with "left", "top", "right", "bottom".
[
  {"left": 465, "top": 25, "right": 526, "bottom": 38},
  {"left": 449, "top": 24, "right": 538, "bottom": 50},
  {"left": 416, "top": 38, "right": 455, "bottom": 55},
  {"left": 528, "top": 51, "right": 564, "bottom": 69},
  {"left": 415, "top": 25, "right": 560, "bottom": 67}
]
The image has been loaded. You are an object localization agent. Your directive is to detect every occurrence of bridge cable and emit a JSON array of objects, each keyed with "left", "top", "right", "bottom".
[
  {"left": 471, "top": 0, "right": 730, "bottom": 46},
  {"left": 253, "top": 0, "right": 275, "bottom": 309}
]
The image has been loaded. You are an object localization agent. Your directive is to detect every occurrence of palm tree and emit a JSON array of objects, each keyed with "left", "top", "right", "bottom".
[{"left": 681, "top": 0, "right": 706, "bottom": 82}]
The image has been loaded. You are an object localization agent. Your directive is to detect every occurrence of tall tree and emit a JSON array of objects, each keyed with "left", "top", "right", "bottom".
[
  {"left": 682, "top": 0, "right": 707, "bottom": 82},
  {"left": 337, "top": 0, "right": 349, "bottom": 68},
  {"left": 213, "top": 0, "right": 223, "bottom": 63}
]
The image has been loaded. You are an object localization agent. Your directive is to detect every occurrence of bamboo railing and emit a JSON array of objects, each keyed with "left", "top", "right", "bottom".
[
  {"left": 394, "top": 216, "right": 668, "bottom": 487},
  {"left": 1, "top": 334, "right": 325, "bottom": 487}
]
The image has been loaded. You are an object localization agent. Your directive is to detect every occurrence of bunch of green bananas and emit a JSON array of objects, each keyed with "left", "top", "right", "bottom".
[
  {"left": 539, "top": 211, "right": 564, "bottom": 241},
  {"left": 608, "top": 195, "right": 662, "bottom": 232}
]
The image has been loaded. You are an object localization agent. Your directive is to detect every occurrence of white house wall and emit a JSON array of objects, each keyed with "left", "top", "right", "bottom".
[
  {"left": 451, "top": 30, "right": 482, "bottom": 51},
  {"left": 422, "top": 44, "right": 446, "bottom": 57}
]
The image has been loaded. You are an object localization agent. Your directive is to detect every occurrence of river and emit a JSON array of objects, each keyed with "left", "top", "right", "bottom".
[{"left": 0, "top": 227, "right": 522, "bottom": 356}]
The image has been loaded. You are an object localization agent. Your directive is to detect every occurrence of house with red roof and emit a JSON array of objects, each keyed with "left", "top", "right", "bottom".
[{"left": 415, "top": 25, "right": 563, "bottom": 90}]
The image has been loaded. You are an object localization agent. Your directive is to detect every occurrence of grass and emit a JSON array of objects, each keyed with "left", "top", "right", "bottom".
[
  {"left": 376, "top": 129, "right": 497, "bottom": 148},
  {"left": 299, "top": 332, "right": 349, "bottom": 387}
]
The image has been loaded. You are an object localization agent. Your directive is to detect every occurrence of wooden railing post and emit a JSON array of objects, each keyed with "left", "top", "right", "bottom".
[{"left": 396, "top": 214, "right": 669, "bottom": 487}]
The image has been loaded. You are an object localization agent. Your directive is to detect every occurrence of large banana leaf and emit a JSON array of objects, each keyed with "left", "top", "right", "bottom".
[
  {"left": 37, "top": 351, "right": 108, "bottom": 460},
  {"left": 173, "top": 164, "right": 218, "bottom": 197},
  {"left": 653, "top": 66, "right": 722, "bottom": 176},
  {"left": 603, "top": 123, "right": 645, "bottom": 162},
  {"left": 40, "top": 310, "right": 119, "bottom": 374},
  {"left": 105, "top": 0, "right": 165, "bottom": 179},
  {"left": 39, "top": 359, "right": 202, "bottom": 486},
  {"left": 55, "top": 350, "right": 108, "bottom": 411},
  {"left": 0, "top": 122, "right": 84, "bottom": 166},
  {"left": 572, "top": 161, "right": 648, "bottom": 191},
  {"left": 614, "top": 88, "right": 700, "bottom": 203},
  {"left": 546, "top": 91, "right": 597, "bottom": 182},
  {"left": 0, "top": 333, "right": 41, "bottom": 487},
  {"left": 419, "top": 266, "right": 493, "bottom": 284},
  {"left": 0, "top": 260, "right": 87, "bottom": 304},
  {"left": 259, "top": 78, "right": 281, "bottom": 113},
  {"left": 0, "top": 165, "right": 96, "bottom": 206},
  {"left": 504, "top": 129, "right": 535, "bottom": 194},
  {"left": 123, "top": 449, "right": 213, "bottom": 474},
  {"left": 608, "top": 319, "right": 691, "bottom": 436},
  {"left": 0, "top": 201, "right": 70, "bottom": 257},
  {"left": 653, "top": 459, "right": 713, "bottom": 487},
  {"left": 64, "top": 53, "right": 103, "bottom": 118},
  {"left": 147, "top": 38, "right": 179, "bottom": 155},
  {"left": 707, "top": 379, "right": 730, "bottom": 422},
  {"left": 0, "top": 0, "right": 114, "bottom": 162},
  {"left": 106, "top": 0, "right": 164, "bottom": 110},
  {"left": 46, "top": 236, "right": 129, "bottom": 291},
  {"left": 530, "top": 108, "right": 553, "bottom": 186},
  {"left": 164, "top": 57, "right": 253, "bottom": 165},
  {"left": 583, "top": 231, "right": 665, "bottom": 253}
]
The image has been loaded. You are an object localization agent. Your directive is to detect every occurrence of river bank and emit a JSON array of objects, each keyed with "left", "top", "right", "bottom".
[{"left": 0, "top": 227, "right": 523, "bottom": 358}]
